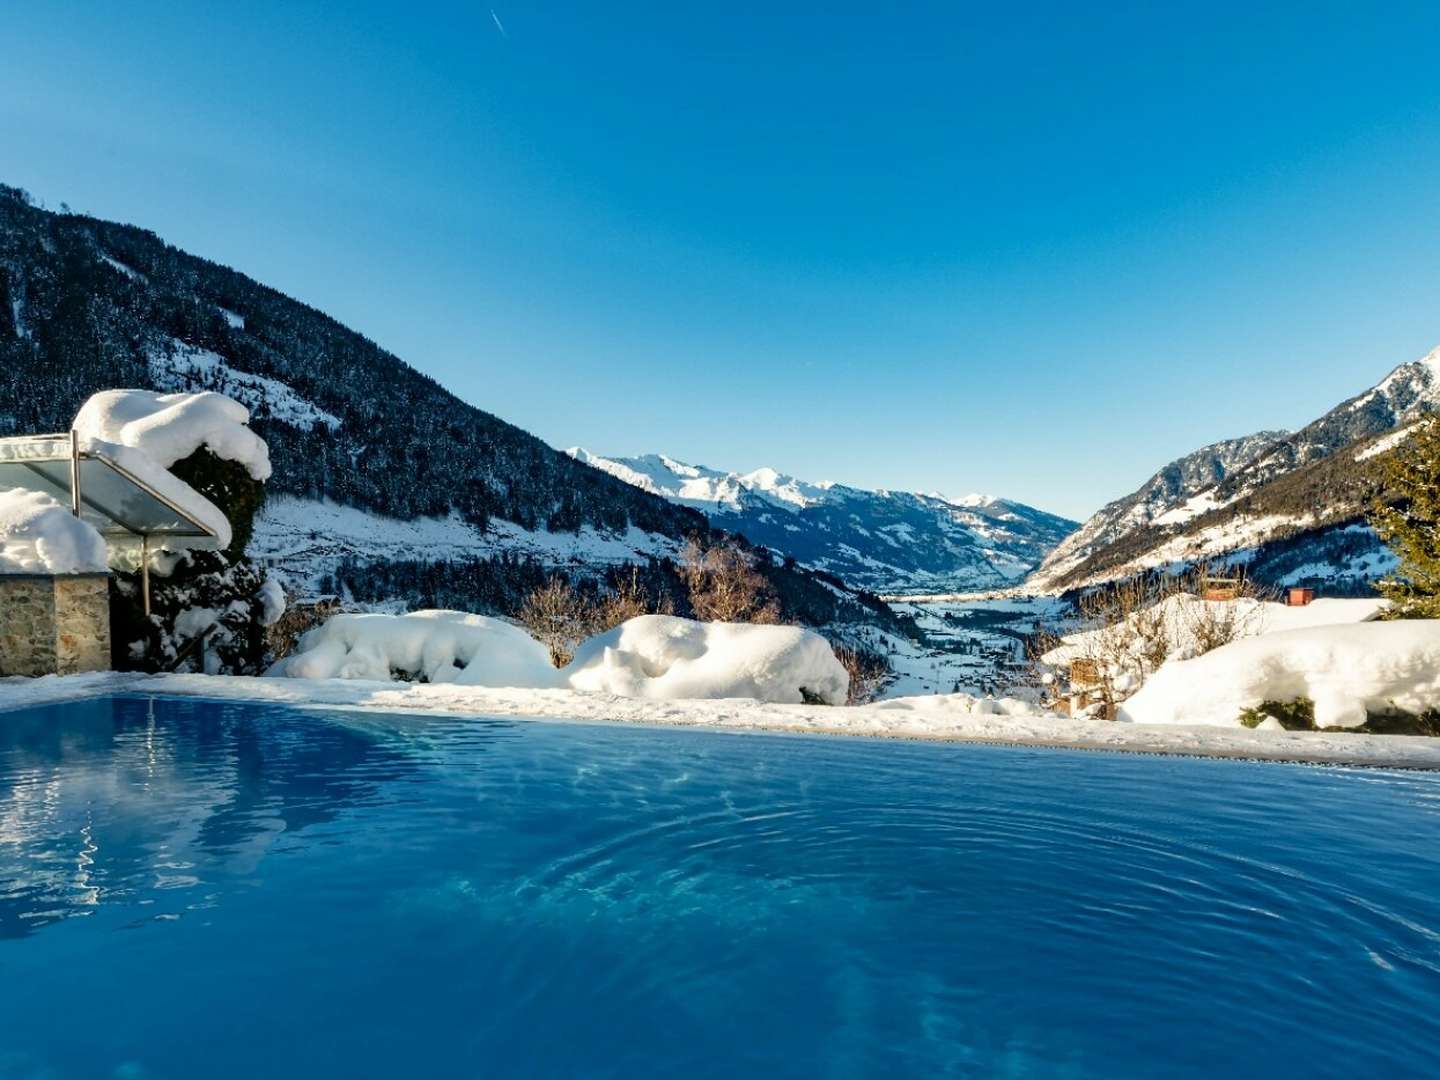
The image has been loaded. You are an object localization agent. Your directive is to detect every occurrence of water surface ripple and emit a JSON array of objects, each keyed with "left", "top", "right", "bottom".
[{"left": 1, "top": 695, "right": 1437, "bottom": 1078}]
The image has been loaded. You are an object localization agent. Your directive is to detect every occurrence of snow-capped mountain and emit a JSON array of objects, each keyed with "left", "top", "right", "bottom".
[
  {"left": 1031, "top": 431, "right": 1286, "bottom": 588},
  {"left": 567, "top": 449, "right": 1077, "bottom": 594},
  {"left": 1028, "top": 345, "right": 1440, "bottom": 593}
]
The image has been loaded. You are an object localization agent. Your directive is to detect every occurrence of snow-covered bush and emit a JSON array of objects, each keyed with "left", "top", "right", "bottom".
[
  {"left": 69, "top": 388, "right": 281, "bottom": 675},
  {"left": 1118, "top": 621, "right": 1440, "bottom": 729},
  {"left": 73, "top": 389, "right": 271, "bottom": 481},
  {"left": 1041, "top": 580, "right": 1381, "bottom": 717},
  {"left": 268, "top": 611, "right": 850, "bottom": 706},
  {"left": 268, "top": 610, "right": 561, "bottom": 688},
  {"left": 112, "top": 553, "right": 284, "bottom": 675},
  {"left": 0, "top": 489, "right": 108, "bottom": 574},
  {"left": 565, "top": 615, "right": 849, "bottom": 705}
]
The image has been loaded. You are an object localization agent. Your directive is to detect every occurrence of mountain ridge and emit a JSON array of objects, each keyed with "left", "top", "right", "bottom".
[
  {"left": 568, "top": 447, "right": 1078, "bottom": 595},
  {"left": 1027, "top": 346, "right": 1440, "bottom": 593}
]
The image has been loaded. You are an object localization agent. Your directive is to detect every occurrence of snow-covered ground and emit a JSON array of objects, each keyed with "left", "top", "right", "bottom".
[
  {"left": 249, "top": 496, "right": 683, "bottom": 590},
  {"left": 4, "top": 671, "right": 1439, "bottom": 768},
  {"left": 149, "top": 340, "right": 340, "bottom": 432},
  {"left": 884, "top": 595, "right": 1071, "bottom": 696}
]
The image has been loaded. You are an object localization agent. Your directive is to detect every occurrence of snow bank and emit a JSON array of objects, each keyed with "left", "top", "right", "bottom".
[
  {"left": 73, "top": 389, "right": 271, "bottom": 481},
  {"left": 269, "top": 612, "right": 849, "bottom": 706},
  {"left": 1041, "top": 595, "right": 1382, "bottom": 670},
  {"left": 1119, "top": 621, "right": 1440, "bottom": 728},
  {"left": 268, "top": 610, "right": 560, "bottom": 688},
  {"left": 564, "top": 615, "right": 849, "bottom": 705},
  {"left": 14, "top": 671, "right": 1440, "bottom": 769},
  {"left": 0, "top": 489, "right": 108, "bottom": 574}
]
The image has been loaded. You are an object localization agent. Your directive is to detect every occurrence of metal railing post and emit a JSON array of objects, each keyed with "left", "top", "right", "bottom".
[
  {"left": 68, "top": 429, "right": 82, "bottom": 518},
  {"left": 141, "top": 535, "right": 152, "bottom": 617}
]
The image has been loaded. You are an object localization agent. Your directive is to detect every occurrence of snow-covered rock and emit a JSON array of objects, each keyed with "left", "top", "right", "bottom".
[
  {"left": 1119, "top": 621, "right": 1440, "bottom": 728},
  {"left": 73, "top": 389, "right": 272, "bottom": 481},
  {"left": 0, "top": 489, "right": 108, "bottom": 574},
  {"left": 268, "top": 610, "right": 561, "bottom": 688},
  {"left": 564, "top": 615, "right": 849, "bottom": 705}
]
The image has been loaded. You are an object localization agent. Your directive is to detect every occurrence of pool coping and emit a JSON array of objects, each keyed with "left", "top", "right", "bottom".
[{"left": 5, "top": 671, "right": 1440, "bottom": 771}]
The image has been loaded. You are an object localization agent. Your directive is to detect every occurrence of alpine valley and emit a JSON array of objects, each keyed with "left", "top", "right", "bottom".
[{"left": 566, "top": 449, "right": 1077, "bottom": 595}]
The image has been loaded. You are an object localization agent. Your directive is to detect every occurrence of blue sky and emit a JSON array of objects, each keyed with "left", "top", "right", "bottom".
[{"left": 5, "top": 2, "right": 1440, "bottom": 519}]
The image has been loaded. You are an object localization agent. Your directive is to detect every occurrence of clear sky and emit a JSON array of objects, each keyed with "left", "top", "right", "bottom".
[{"left": 5, "top": 2, "right": 1440, "bottom": 519}]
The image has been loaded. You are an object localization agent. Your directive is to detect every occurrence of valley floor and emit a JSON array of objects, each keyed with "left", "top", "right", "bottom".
[
  {"left": 881, "top": 594, "right": 1071, "bottom": 697},
  {"left": 5, "top": 671, "right": 1440, "bottom": 769}
]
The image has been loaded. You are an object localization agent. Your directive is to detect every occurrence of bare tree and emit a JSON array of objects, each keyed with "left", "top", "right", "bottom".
[
  {"left": 679, "top": 539, "right": 781, "bottom": 624},
  {"left": 593, "top": 565, "right": 673, "bottom": 632},
  {"left": 1178, "top": 561, "right": 1274, "bottom": 655},
  {"left": 831, "top": 643, "right": 891, "bottom": 705},
  {"left": 518, "top": 577, "right": 593, "bottom": 666},
  {"left": 1047, "top": 563, "right": 1277, "bottom": 717}
]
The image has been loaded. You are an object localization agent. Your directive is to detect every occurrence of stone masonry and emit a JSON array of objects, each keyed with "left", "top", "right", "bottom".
[{"left": 0, "top": 574, "right": 111, "bottom": 677}]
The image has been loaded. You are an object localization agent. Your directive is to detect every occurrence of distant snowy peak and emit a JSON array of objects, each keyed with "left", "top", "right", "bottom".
[
  {"left": 567, "top": 448, "right": 1077, "bottom": 595},
  {"left": 566, "top": 448, "right": 835, "bottom": 513}
]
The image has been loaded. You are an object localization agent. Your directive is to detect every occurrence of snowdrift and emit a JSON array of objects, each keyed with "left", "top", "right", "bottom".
[
  {"left": 270, "top": 612, "right": 850, "bottom": 706},
  {"left": 564, "top": 615, "right": 849, "bottom": 705},
  {"left": 1041, "top": 595, "right": 1382, "bottom": 670},
  {"left": 268, "top": 611, "right": 561, "bottom": 688},
  {"left": 0, "top": 489, "right": 108, "bottom": 574},
  {"left": 1119, "top": 621, "right": 1440, "bottom": 728}
]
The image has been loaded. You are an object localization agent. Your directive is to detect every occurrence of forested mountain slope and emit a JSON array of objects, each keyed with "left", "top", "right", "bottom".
[{"left": 0, "top": 185, "right": 910, "bottom": 635}]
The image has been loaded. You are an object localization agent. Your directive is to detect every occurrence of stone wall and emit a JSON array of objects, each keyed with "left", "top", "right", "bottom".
[{"left": 0, "top": 574, "right": 111, "bottom": 677}]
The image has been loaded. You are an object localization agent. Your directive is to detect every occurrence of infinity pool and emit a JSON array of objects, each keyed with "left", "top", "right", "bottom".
[{"left": 1, "top": 695, "right": 1438, "bottom": 1078}]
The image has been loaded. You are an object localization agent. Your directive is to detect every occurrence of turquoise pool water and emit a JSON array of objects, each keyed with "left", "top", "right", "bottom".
[{"left": 1, "top": 695, "right": 1438, "bottom": 1078}]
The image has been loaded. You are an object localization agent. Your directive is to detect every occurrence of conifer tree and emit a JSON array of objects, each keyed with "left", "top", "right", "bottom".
[{"left": 1370, "top": 414, "right": 1440, "bottom": 618}]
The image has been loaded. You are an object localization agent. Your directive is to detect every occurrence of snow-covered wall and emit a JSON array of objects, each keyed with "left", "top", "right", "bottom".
[{"left": 0, "top": 489, "right": 108, "bottom": 575}]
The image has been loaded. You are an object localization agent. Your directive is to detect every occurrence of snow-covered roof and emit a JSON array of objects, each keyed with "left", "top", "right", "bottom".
[{"left": 0, "top": 433, "right": 223, "bottom": 544}]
